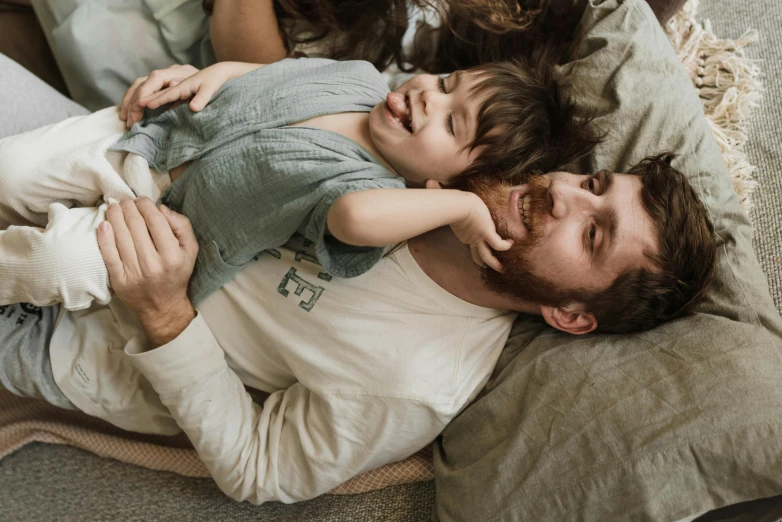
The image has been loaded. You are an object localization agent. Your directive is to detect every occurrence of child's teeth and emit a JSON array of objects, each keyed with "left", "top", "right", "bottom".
[{"left": 405, "top": 108, "right": 410, "bottom": 116}]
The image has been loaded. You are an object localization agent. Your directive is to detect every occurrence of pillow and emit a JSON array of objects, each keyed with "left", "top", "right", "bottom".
[
  {"left": 29, "top": 0, "right": 214, "bottom": 110},
  {"left": 433, "top": 1, "right": 782, "bottom": 521}
]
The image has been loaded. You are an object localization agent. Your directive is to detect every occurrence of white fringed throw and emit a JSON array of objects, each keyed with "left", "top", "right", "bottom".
[{"left": 666, "top": 0, "right": 763, "bottom": 210}]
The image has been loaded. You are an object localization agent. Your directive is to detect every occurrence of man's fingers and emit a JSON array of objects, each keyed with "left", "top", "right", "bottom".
[
  {"left": 134, "top": 197, "right": 179, "bottom": 258},
  {"left": 105, "top": 202, "right": 140, "bottom": 269},
  {"left": 161, "top": 205, "right": 199, "bottom": 259},
  {"left": 96, "top": 220, "right": 125, "bottom": 285},
  {"left": 120, "top": 199, "right": 156, "bottom": 263}
]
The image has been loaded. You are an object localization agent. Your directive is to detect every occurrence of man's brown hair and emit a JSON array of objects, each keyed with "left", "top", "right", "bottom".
[
  {"left": 571, "top": 153, "right": 718, "bottom": 333},
  {"left": 448, "top": 57, "right": 601, "bottom": 185}
]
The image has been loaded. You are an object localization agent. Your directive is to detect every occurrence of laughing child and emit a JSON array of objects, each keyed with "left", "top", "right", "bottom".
[{"left": 0, "top": 57, "right": 597, "bottom": 309}]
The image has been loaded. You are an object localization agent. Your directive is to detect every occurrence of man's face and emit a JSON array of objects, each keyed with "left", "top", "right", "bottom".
[
  {"left": 469, "top": 170, "right": 659, "bottom": 308},
  {"left": 368, "top": 71, "right": 486, "bottom": 185}
]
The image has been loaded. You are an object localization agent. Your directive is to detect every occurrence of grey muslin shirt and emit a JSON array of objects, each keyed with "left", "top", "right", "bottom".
[{"left": 111, "top": 58, "right": 405, "bottom": 305}]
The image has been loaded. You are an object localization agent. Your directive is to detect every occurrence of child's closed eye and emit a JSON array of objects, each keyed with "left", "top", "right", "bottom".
[
  {"left": 446, "top": 114, "right": 455, "bottom": 136},
  {"left": 438, "top": 77, "right": 448, "bottom": 93},
  {"left": 438, "top": 76, "right": 455, "bottom": 137}
]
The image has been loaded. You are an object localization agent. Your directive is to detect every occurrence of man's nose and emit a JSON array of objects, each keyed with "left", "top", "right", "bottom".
[{"left": 549, "top": 179, "right": 598, "bottom": 219}]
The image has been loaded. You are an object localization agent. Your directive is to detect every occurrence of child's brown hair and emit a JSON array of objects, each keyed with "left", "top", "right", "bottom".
[{"left": 446, "top": 56, "right": 601, "bottom": 187}]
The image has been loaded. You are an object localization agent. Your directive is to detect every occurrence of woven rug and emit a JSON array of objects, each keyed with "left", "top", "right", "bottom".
[{"left": 0, "top": 0, "right": 763, "bottom": 497}]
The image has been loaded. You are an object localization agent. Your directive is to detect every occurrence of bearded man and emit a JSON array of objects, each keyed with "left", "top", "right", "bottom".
[{"left": 0, "top": 146, "right": 715, "bottom": 504}]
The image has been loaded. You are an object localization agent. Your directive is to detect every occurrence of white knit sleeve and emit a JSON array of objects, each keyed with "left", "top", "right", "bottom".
[{"left": 125, "top": 312, "right": 445, "bottom": 504}]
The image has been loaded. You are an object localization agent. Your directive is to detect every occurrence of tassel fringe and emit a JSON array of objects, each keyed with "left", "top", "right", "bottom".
[{"left": 666, "top": 0, "right": 763, "bottom": 211}]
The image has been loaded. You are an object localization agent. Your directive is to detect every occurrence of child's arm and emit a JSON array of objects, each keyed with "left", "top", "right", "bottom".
[
  {"left": 327, "top": 189, "right": 513, "bottom": 272},
  {"left": 139, "top": 62, "right": 266, "bottom": 113}
]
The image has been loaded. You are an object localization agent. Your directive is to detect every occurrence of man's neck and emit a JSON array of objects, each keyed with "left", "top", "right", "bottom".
[{"left": 407, "top": 228, "right": 541, "bottom": 315}]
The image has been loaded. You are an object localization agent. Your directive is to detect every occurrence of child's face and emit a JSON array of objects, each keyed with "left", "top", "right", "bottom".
[{"left": 368, "top": 71, "right": 486, "bottom": 186}]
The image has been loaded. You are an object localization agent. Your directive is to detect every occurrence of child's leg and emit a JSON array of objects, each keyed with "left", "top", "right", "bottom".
[
  {"left": 0, "top": 107, "right": 139, "bottom": 229},
  {"left": 0, "top": 107, "right": 168, "bottom": 310},
  {"left": 0, "top": 202, "right": 111, "bottom": 310}
]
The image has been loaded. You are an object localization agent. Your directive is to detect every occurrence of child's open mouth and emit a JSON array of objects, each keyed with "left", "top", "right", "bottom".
[{"left": 387, "top": 92, "right": 412, "bottom": 133}]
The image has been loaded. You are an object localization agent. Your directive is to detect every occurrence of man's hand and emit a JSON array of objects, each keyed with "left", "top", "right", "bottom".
[
  {"left": 97, "top": 198, "right": 199, "bottom": 348},
  {"left": 120, "top": 64, "right": 200, "bottom": 128},
  {"left": 450, "top": 195, "right": 513, "bottom": 273}
]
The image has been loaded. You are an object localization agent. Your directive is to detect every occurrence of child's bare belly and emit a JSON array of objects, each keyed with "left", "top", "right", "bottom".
[{"left": 169, "top": 162, "right": 189, "bottom": 182}]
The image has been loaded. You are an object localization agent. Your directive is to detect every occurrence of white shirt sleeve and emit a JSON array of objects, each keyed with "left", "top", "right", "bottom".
[{"left": 125, "top": 312, "right": 446, "bottom": 504}]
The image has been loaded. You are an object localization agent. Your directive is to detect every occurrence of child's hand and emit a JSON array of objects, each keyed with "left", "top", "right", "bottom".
[
  {"left": 120, "top": 64, "right": 200, "bottom": 128},
  {"left": 450, "top": 196, "right": 513, "bottom": 272},
  {"left": 138, "top": 62, "right": 264, "bottom": 117},
  {"left": 138, "top": 64, "right": 229, "bottom": 115}
]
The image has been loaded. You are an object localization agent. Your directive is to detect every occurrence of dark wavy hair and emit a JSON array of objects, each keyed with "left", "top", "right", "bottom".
[{"left": 202, "top": 0, "right": 586, "bottom": 73}]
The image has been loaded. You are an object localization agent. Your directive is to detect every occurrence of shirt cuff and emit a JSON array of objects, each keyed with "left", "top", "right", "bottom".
[{"left": 125, "top": 311, "right": 227, "bottom": 393}]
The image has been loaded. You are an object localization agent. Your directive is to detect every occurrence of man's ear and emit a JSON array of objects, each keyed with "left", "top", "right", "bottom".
[
  {"left": 425, "top": 179, "right": 444, "bottom": 190},
  {"left": 540, "top": 304, "right": 597, "bottom": 335}
]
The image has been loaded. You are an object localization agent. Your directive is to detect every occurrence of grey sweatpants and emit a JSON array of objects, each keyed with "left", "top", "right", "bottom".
[
  {"left": 0, "top": 53, "right": 88, "bottom": 408},
  {"left": 0, "top": 303, "right": 73, "bottom": 409}
]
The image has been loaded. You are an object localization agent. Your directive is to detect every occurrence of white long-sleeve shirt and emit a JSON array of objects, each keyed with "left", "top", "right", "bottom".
[{"left": 49, "top": 237, "right": 515, "bottom": 503}]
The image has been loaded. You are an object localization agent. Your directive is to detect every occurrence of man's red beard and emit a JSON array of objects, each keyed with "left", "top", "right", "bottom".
[{"left": 462, "top": 174, "right": 572, "bottom": 308}]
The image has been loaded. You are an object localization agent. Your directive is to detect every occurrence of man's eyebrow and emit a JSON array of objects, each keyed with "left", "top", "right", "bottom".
[
  {"left": 599, "top": 169, "right": 615, "bottom": 193},
  {"left": 606, "top": 207, "right": 619, "bottom": 249},
  {"left": 599, "top": 170, "right": 619, "bottom": 257}
]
